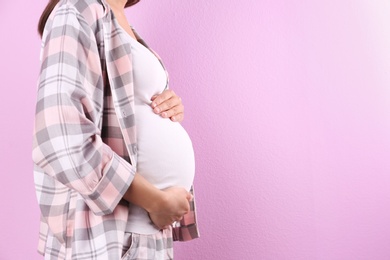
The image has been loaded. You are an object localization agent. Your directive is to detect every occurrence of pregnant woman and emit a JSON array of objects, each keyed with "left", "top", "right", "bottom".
[{"left": 32, "top": 0, "right": 199, "bottom": 259}]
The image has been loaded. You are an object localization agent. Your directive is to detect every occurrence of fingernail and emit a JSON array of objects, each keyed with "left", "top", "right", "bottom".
[
  {"left": 154, "top": 107, "right": 160, "bottom": 113},
  {"left": 161, "top": 112, "right": 167, "bottom": 117},
  {"left": 171, "top": 116, "right": 176, "bottom": 121},
  {"left": 151, "top": 102, "right": 157, "bottom": 108}
]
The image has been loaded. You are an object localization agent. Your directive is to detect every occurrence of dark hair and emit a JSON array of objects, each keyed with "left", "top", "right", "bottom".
[{"left": 38, "top": 0, "right": 140, "bottom": 37}]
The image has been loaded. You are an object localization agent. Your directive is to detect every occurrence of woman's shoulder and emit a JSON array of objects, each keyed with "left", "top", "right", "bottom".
[
  {"left": 42, "top": 0, "right": 108, "bottom": 44},
  {"left": 52, "top": 0, "right": 107, "bottom": 27}
]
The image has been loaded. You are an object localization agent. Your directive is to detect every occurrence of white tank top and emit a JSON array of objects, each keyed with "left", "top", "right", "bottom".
[{"left": 124, "top": 31, "right": 195, "bottom": 234}]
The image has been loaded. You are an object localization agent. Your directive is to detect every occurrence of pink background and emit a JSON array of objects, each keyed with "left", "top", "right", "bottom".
[{"left": 1, "top": 0, "right": 390, "bottom": 259}]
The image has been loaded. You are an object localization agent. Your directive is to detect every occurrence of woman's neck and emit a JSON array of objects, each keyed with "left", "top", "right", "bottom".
[
  {"left": 105, "top": 0, "right": 127, "bottom": 11},
  {"left": 105, "top": 0, "right": 137, "bottom": 40}
]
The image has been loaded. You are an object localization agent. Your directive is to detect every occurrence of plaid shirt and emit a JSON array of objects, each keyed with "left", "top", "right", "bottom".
[{"left": 32, "top": 0, "right": 199, "bottom": 259}]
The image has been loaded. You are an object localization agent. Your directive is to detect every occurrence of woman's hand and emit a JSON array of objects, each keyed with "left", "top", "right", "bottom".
[
  {"left": 151, "top": 89, "right": 184, "bottom": 122},
  {"left": 123, "top": 175, "right": 191, "bottom": 230},
  {"left": 148, "top": 187, "right": 192, "bottom": 229}
]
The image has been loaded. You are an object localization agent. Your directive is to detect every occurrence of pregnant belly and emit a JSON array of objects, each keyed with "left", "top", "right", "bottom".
[{"left": 135, "top": 105, "right": 195, "bottom": 191}]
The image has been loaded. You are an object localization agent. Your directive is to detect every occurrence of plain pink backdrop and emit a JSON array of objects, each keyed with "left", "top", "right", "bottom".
[{"left": 1, "top": 0, "right": 390, "bottom": 259}]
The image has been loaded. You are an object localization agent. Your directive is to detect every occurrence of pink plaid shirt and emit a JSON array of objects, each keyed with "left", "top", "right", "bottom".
[{"left": 32, "top": 0, "right": 199, "bottom": 259}]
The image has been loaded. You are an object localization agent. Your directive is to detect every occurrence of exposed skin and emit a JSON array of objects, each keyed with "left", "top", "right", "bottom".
[
  {"left": 106, "top": 0, "right": 191, "bottom": 229},
  {"left": 151, "top": 90, "right": 184, "bottom": 122}
]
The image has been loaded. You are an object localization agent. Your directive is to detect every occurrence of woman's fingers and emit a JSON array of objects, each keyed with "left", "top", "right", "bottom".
[
  {"left": 159, "top": 104, "right": 184, "bottom": 119},
  {"left": 152, "top": 94, "right": 181, "bottom": 114},
  {"left": 150, "top": 89, "right": 184, "bottom": 122},
  {"left": 148, "top": 213, "right": 184, "bottom": 230},
  {"left": 171, "top": 112, "right": 184, "bottom": 122},
  {"left": 150, "top": 89, "right": 176, "bottom": 109},
  {"left": 148, "top": 187, "right": 191, "bottom": 229}
]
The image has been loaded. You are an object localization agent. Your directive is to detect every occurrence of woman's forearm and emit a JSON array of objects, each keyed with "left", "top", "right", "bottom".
[
  {"left": 123, "top": 173, "right": 166, "bottom": 213},
  {"left": 123, "top": 173, "right": 191, "bottom": 229}
]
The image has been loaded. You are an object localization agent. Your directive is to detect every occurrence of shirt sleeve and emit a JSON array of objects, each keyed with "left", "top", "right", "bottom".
[
  {"left": 32, "top": 4, "right": 134, "bottom": 216},
  {"left": 172, "top": 185, "right": 200, "bottom": 241}
]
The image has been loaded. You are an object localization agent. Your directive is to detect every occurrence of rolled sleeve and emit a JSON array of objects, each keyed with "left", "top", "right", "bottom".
[{"left": 83, "top": 152, "right": 135, "bottom": 215}]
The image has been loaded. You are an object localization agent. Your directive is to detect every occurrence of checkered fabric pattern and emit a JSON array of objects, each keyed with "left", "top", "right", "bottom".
[
  {"left": 122, "top": 227, "right": 174, "bottom": 260},
  {"left": 32, "top": 0, "right": 199, "bottom": 259}
]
